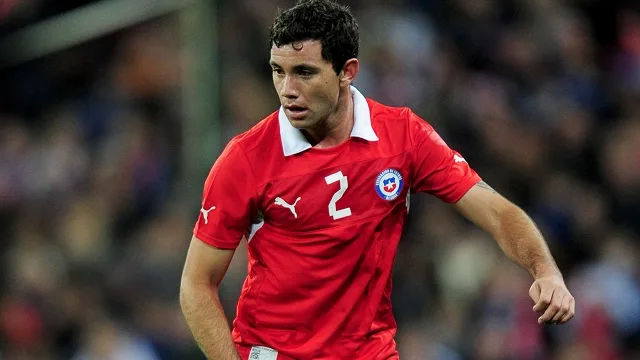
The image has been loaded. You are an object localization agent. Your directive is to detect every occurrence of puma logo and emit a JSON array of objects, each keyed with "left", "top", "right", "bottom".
[
  {"left": 200, "top": 206, "right": 216, "bottom": 224},
  {"left": 274, "top": 197, "right": 301, "bottom": 218},
  {"left": 454, "top": 154, "right": 466, "bottom": 163}
]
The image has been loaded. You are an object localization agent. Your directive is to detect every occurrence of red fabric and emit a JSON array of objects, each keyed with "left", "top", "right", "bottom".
[
  {"left": 0, "top": 301, "right": 44, "bottom": 348},
  {"left": 578, "top": 306, "right": 620, "bottom": 360},
  {"left": 193, "top": 139, "right": 257, "bottom": 249},
  {"left": 194, "top": 99, "right": 480, "bottom": 359}
]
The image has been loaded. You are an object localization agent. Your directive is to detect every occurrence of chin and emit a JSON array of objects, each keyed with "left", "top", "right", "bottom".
[{"left": 289, "top": 118, "right": 315, "bottom": 129}]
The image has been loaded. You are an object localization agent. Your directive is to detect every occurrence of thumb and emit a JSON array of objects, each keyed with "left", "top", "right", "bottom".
[{"left": 529, "top": 281, "right": 541, "bottom": 303}]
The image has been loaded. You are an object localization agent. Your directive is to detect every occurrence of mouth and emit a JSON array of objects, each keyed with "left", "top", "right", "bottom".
[{"left": 284, "top": 105, "right": 308, "bottom": 120}]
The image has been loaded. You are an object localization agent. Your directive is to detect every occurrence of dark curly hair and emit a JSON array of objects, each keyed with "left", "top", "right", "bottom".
[{"left": 269, "top": 0, "right": 359, "bottom": 74}]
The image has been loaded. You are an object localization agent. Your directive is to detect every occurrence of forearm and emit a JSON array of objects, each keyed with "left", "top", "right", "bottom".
[
  {"left": 494, "top": 204, "right": 560, "bottom": 279},
  {"left": 180, "top": 283, "right": 241, "bottom": 360},
  {"left": 455, "top": 184, "right": 575, "bottom": 323}
]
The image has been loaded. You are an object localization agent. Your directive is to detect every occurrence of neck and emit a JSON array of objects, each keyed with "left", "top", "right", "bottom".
[{"left": 304, "top": 88, "right": 354, "bottom": 148}]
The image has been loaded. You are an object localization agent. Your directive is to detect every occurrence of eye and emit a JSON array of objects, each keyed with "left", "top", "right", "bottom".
[
  {"left": 298, "top": 70, "right": 314, "bottom": 78},
  {"left": 272, "top": 68, "right": 284, "bottom": 75}
]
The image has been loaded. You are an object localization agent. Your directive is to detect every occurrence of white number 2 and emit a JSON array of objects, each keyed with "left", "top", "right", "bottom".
[{"left": 324, "top": 171, "right": 352, "bottom": 220}]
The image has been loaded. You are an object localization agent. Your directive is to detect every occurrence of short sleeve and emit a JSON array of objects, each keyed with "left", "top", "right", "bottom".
[
  {"left": 193, "top": 140, "right": 257, "bottom": 249},
  {"left": 409, "top": 111, "right": 481, "bottom": 203}
]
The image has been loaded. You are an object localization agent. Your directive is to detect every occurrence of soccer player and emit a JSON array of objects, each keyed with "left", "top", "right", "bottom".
[{"left": 179, "top": 1, "right": 575, "bottom": 359}]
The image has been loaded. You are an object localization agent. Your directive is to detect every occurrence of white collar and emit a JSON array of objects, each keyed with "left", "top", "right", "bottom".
[{"left": 278, "top": 86, "right": 379, "bottom": 156}]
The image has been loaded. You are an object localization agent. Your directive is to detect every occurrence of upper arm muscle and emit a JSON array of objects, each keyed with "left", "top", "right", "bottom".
[
  {"left": 453, "top": 181, "right": 512, "bottom": 236},
  {"left": 181, "top": 236, "right": 236, "bottom": 288}
]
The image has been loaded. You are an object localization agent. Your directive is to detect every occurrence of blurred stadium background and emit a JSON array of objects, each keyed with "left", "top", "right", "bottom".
[{"left": 1, "top": 0, "right": 640, "bottom": 359}]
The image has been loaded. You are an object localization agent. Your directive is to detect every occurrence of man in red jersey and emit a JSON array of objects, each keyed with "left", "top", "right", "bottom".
[{"left": 179, "top": 1, "right": 575, "bottom": 359}]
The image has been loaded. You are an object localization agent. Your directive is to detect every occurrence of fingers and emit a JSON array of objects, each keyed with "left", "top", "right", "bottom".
[
  {"left": 536, "top": 290, "right": 575, "bottom": 325},
  {"left": 532, "top": 285, "right": 553, "bottom": 313},
  {"left": 550, "top": 293, "right": 568, "bottom": 323},
  {"left": 559, "top": 297, "right": 575, "bottom": 324},
  {"left": 537, "top": 290, "right": 560, "bottom": 324},
  {"left": 529, "top": 277, "right": 576, "bottom": 325}
]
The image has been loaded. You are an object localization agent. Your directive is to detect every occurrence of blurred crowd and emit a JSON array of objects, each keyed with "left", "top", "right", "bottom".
[{"left": 1, "top": 0, "right": 640, "bottom": 359}]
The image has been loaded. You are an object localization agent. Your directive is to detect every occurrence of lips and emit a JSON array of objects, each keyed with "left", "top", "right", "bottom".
[
  {"left": 285, "top": 104, "right": 307, "bottom": 111},
  {"left": 284, "top": 105, "right": 308, "bottom": 119}
]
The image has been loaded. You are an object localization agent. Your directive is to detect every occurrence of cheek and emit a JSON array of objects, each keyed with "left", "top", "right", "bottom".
[
  {"left": 272, "top": 76, "right": 282, "bottom": 90},
  {"left": 313, "top": 80, "right": 339, "bottom": 105}
]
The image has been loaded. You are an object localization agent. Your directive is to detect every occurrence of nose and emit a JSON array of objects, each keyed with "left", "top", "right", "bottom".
[{"left": 279, "top": 75, "right": 299, "bottom": 99}]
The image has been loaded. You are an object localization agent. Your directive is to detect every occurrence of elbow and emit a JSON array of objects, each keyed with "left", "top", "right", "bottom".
[
  {"left": 498, "top": 201, "right": 524, "bottom": 221},
  {"left": 179, "top": 274, "right": 219, "bottom": 307},
  {"left": 494, "top": 202, "right": 539, "bottom": 248},
  {"left": 492, "top": 201, "right": 524, "bottom": 239},
  {"left": 179, "top": 273, "right": 199, "bottom": 308},
  {"left": 179, "top": 276, "right": 192, "bottom": 311}
]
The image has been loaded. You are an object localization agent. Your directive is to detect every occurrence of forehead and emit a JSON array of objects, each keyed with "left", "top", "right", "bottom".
[{"left": 270, "top": 39, "right": 328, "bottom": 66}]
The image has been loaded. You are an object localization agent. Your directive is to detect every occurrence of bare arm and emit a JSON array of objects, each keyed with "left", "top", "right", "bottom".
[
  {"left": 180, "top": 236, "right": 241, "bottom": 359},
  {"left": 454, "top": 181, "right": 558, "bottom": 278},
  {"left": 454, "top": 181, "right": 575, "bottom": 324}
]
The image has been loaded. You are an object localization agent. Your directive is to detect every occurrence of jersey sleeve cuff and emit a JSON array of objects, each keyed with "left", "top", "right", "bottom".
[
  {"left": 442, "top": 174, "right": 482, "bottom": 204},
  {"left": 193, "top": 229, "right": 240, "bottom": 250}
]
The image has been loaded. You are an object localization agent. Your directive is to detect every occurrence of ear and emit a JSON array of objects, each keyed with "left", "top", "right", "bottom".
[{"left": 339, "top": 58, "right": 359, "bottom": 87}]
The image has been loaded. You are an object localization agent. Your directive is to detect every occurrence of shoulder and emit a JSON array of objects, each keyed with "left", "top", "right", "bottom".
[
  {"left": 366, "top": 98, "right": 432, "bottom": 128},
  {"left": 366, "top": 98, "right": 412, "bottom": 122},
  {"left": 366, "top": 98, "right": 434, "bottom": 141}
]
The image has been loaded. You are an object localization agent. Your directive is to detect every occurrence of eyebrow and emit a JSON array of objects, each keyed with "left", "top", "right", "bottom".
[
  {"left": 269, "top": 61, "right": 320, "bottom": 72},
  {"left": 293, "top": 64, "right": 319, "bottom": 73}
]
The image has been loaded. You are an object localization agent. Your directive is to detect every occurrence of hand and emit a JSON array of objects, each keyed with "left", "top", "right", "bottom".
[{"left": 529, "top": 275, "right": 575, "bottom": 325}]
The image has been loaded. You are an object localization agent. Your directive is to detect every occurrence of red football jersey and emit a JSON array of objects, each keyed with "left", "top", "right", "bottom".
[{"left": 193, "top": 87, "right": 480, "bottom": 360}]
